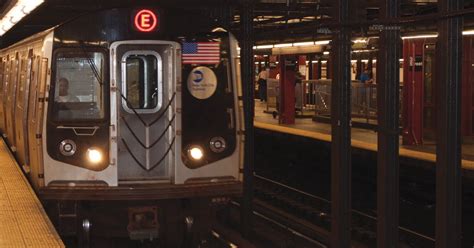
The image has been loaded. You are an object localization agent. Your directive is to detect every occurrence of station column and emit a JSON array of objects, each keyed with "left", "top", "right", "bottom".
[{"left": 278, "top": 55, "right": 296, "bottom": 124}]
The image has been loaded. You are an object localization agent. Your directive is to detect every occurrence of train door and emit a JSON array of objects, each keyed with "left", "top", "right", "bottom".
[
  {"left": 422, "top": 44, "right": 436, "bottom": 142},
  {"left": 5, "top": 53, "right": 19, "bottom": 148},
  {"left": 27, "top": 56, "right": 47, "bottom": 188},
  {"left": 14, "top": 51, "right": 32, "bottom": 168},
  {"left": 0, "top": 59, "right": 5, "bottom": 134},
  {"left": 2, "top": 57, "right": 10, "bottom": 138},
  {"left": 110, "top": 41, "right": 178, "bottom": 183}
]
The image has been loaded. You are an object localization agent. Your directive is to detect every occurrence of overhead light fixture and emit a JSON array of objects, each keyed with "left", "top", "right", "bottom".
[
  {"left": 323, "top": 51, "right": 330, "bottom": 55},
  {"left": 401, "top": 34, "right": 438, "bottom": 39},
  {"left": 353, "top": 39, "right": 368, "bottom": 44},
  {"left": 273, "top": 43, "right": 292, "bottom": 48},
  {"left": 315, "top": 40, "right": 331, "bottom": 45},
  {"left": 255, "top": 44, "right": 274, "bottom": 49},
  {"left": 463, "top": 30, "right": 474, "bottom": 35},
  {"left": 0, "top": 0, "right": 44, "bottom": 36},
  {"left": 293, "top": 41, "right": 314, "bottom": 47}
]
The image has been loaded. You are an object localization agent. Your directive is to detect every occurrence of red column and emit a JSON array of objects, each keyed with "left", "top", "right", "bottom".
[
  {"left": 269, "top": 55, "right": 279, "bottom": 78},
  {"left": 279, "top": 55, "right": 296, "bottom": 124},
  {"left": 312, "top": 62, "right": 318, "bottom": 79},
  {"left": 402, "top": 39, "right": 424, "bottom": 145}
]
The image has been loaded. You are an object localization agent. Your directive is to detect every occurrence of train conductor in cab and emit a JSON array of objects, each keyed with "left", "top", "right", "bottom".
[{"left": 55, "top": 77, "right": 80, "bottom": 102}]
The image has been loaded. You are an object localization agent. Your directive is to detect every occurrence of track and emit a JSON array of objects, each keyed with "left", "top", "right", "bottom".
[{"left": 253, "top": 173, "right": 435, "bottom": 248}]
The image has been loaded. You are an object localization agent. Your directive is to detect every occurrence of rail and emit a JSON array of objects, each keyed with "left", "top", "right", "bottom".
[
  {"left": 304, "top": 79, "right": 403, "bottom": 125},
  {"left": 264, "top": 79, "right": 403, "bottom": 124}
]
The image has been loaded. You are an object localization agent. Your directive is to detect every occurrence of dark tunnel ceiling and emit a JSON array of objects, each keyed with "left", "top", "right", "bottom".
[{"left": 0, "top": 0, "right": 473, "bottom": 48}]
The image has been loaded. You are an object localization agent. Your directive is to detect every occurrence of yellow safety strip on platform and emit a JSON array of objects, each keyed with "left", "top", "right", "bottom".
[
  {"left": 0, "top": 139, "right": 64, "bottom": 247},
  {"left": 254, "top": 121, "right": 474, "bottom": 170}
]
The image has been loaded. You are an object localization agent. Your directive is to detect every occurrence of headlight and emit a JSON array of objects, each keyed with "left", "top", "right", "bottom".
[
  {"left": 188, "top": 146, "right": 204, "bottom": 161},
  {"left": 87, "top": 148, "right": 102, "bottom": 163}
]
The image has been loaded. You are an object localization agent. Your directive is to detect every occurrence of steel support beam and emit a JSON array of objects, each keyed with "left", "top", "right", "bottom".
[
  {"left": 435, "top": 0, "right": 463, "bottom": 247},
  {"left": 240, "top": 0, "right": 255, "bottom": 238},
  {"left": 376, "top": 0, "right": 401, "bottom": 247},
  {"left": 330, "top": 0, "right": 352, "bottom": 246}
]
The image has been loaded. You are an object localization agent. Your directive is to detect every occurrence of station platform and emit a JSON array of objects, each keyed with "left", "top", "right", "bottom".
[
  {"left": 0, "top": 139, "right": 64, "bottom": 247},
  {"left": 254, "top": 101, "right": 474, "bottom": 170}
]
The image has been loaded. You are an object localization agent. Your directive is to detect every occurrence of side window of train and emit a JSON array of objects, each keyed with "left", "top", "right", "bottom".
[
  {"left": 52, "top": 49, "right": 106, "bottom": 121},
  {"left": 121, "top": 51, "right": 162, "bottom": 113}
]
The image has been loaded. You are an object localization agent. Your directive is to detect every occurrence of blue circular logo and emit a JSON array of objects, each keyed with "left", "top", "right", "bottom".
[{"left": 192, "top": 70, "right": 203, "bottom": 83}]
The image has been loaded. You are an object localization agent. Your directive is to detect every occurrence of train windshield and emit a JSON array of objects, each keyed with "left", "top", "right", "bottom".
[{"left": 52, "top": 51, "right": 105, "bottom": 121}]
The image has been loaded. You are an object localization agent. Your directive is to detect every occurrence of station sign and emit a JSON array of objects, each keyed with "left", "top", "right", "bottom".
[{"left": 133, "top": 9, "right": 159, "bottom": 32}]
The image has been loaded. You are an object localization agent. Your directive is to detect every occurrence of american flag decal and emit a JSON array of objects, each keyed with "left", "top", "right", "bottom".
[{"left": 182, "top": 42, "right": 220, "bottom": 64}]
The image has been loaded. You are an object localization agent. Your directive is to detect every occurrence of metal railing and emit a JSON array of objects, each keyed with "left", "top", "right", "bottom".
[{"left": 303, "top": 79, "right": 403, "bottom": 125}]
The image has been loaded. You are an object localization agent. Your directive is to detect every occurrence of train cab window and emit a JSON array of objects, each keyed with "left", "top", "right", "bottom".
[
  {"left": 52, "top": 51, "right": 105, "bottom": 121},
  {"left": 121, "top": 51, "right": 162, "bottom": 113}
]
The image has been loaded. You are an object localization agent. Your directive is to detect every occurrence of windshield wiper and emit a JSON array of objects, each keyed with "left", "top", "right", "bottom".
[{"left": 79, "top": 42, "right": 103, "bottom": 87}]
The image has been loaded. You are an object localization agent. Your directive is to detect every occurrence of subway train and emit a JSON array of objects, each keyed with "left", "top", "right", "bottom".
[{"left": 0, "top": 6, "right": 244, "bottom": 245}]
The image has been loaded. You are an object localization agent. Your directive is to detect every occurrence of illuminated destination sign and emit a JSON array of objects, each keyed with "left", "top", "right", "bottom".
[{"left": 134, "top": 9, "right": 158, "bottom": 32}]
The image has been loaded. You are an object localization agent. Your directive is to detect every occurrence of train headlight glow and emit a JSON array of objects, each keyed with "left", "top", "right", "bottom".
[
  {"left": 188, "top": 146, "right": 204, "bottom": 161},
  {"left": 87, "top": 148, "right": 102, "bottom": 164}
]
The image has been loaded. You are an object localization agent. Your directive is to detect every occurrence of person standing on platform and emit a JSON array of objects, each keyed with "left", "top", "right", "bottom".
[
  {"left": 358, "top": 68, "right": 373, "bottom": 113},
  {"left": 359, "top": 68, "right": 373, "bottom": 84},
  {"left": 257, "top": 66, "right": 269, "bottom": 102}
]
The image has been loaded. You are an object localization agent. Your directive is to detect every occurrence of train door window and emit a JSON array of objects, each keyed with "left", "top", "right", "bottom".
[
  {"left": 17, "top": 58, "right": 27, "bottom": 107},
  {"left": 121, "top": 51, "right": 162, "bottom": 113},
  {"left": 52, "top": 50, "right": 106, "bottom": 121}
]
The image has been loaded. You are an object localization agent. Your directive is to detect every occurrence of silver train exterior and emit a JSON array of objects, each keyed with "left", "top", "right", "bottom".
[{"left": 0, "top": 7, "right": 244, "bottom": 242}]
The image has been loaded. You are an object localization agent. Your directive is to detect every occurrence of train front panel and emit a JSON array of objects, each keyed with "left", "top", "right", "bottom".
[{"left": 41, "top": 8, "right": 244, "bottom": 190}]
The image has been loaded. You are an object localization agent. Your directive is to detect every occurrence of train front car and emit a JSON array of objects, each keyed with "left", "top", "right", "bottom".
[{"left": 40, "top": 7, "right": 244, "bottom": 245}]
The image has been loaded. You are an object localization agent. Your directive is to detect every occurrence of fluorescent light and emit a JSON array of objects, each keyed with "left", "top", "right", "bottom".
[
  {"left": 351, "top": 60, "right": 357, "bottom": 63},
  {"left": 0, "top": 0, "right": 44, "bottom": 36},
  {"left": 401, "top": 34, "right": 438, "bottom": 39},
  {"left": 315, "top": 40, "right": 331, "bottom": 45},
  {"left": 312, "top": 61, "right": 318, "bottom": 64},
  {"left": 321, "top": 60, "right": 327, "bottom": 64},
  {"left": 352, "top": 49, "right": 373, "bottom": 53},
  {"left": 256, "top": 45, "right": 274, "bottom": 49},
  {"left": 293, "top": 41, "right": 314, "bottom": 47},
  {"left": 323, "top": 51, "right": 330, "bottom": 55},
  {"left": 463, "top": 30, "right": 474, "bottom": 35},
  {"left": 273, "top": 43, "right": 292, "bottom": 48},
  {"left": 353, "top": 39, "right": 368, "bottom": 44},
  {"left": 399, "top": 59, "right": 404, "bottom": 62}
]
